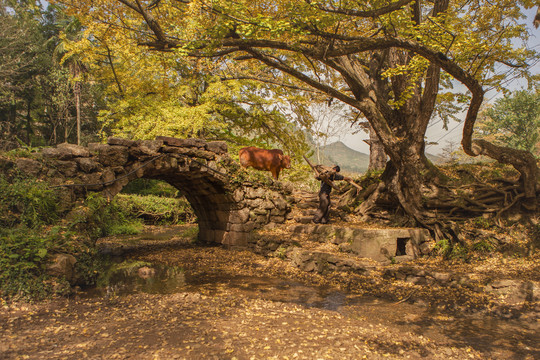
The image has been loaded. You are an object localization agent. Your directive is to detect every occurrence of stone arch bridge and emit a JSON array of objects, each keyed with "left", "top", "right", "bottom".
[{"left": 9, "top": 136, "right": 292, "bottom": 246}]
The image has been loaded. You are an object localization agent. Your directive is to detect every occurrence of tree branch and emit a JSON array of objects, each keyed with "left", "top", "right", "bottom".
[{"left": 305, "top": 0, "right": 416, "bottom": 18}]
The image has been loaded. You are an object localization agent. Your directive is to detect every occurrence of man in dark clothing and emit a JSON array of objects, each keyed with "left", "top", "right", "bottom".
[{"left": 312, "top": 165, "right": 351, "bottom": 224}]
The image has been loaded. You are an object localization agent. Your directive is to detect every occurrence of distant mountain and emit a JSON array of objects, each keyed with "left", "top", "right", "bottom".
[
  {"left": 316, "top": 141, "right": 445, "bottom": 174},
  {"left": 426, "top": 152, "right": 445, "bottom": 165},
  {"left": 319, "top": 141, "right": 370, "bottom": 174}
]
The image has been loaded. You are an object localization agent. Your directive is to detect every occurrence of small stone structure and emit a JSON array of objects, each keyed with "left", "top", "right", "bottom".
[
  {"left": 288, "top": 224, "right": 431, "bottom": 261},
  {"left": 3, "top": 136, "right": 292, "bottom": 246},
  {"left": 249, "top": 223, "right": 432, "bottom": 268}
]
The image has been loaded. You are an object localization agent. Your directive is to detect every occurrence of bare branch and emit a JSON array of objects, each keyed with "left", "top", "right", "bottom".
[{"left": 305, "top": 0, "right": 415, "bottom": 18}]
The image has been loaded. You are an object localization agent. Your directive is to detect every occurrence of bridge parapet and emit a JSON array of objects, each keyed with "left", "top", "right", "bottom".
[{"left": 3, "top": 137, "right": 293, "bottom": 246}]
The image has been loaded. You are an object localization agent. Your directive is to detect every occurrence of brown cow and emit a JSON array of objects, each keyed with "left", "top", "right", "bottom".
[{"left": 239, "top": 146, "right": 291, "bottom": 180}]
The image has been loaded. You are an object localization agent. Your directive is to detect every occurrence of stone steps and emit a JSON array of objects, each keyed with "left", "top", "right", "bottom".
[{"left": 248, "top": 188, "right": 434, "bottom": 274}]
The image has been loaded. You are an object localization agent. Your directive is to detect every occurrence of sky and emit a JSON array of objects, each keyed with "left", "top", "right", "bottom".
[{"left": 332, "top": 7, "right": 540, "bottom": 156}]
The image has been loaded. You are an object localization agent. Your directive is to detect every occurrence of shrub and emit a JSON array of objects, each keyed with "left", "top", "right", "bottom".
[
  {"left": 434, "top": 239, "right": 469, "bottom": 261},
  {"left": 0, "top": 176, "right": 59, "bottom": 228},
  {"left": 121, "top": 178, "right": 179, "bottom": 197},
  {"left": 114, "top": 194, "right": 196, "bottom": 225},
  {"left": 0, "top": 227, "right": 68, "bottom": 301}
]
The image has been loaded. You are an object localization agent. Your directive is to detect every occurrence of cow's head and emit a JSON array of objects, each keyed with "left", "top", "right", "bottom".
[{"left": 281, "top": 155, "right": 291, "bottom": 169}]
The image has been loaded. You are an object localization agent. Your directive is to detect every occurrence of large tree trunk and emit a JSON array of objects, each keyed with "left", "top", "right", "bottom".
[{"left": 366, "top": 124, "right": 386, "bottom": 172}]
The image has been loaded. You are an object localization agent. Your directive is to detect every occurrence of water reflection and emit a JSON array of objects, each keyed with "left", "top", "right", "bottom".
[
  {"left": 88, "top": 261, "right": 351, "bottom": 311},
  {"left": 90, "top": 261, "right": 186, "bottom": 297}
]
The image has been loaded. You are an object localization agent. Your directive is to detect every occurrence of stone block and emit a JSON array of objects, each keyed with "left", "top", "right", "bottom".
[
  {"left": 245, "top": 187, "right": 266, "bottom": 199},
  {"left": 156, "top": 136, "right": 205, "bottom": 148},
  {"left": 431, "top": 272, "right": 452, "bottom": 283},
  {"left": 206, "top": 141, "right": 228, "bottom": 154},
  {"left": 138, "top": 140, "right": 164, "bottom": 155},
  {"left": 103, "top": 175, "right": 129, "bottom": 199},
  {"left": 229, "top": 208, "right": 250, "bottom": 224},
  {"left": 270, "top": 215, "right": 285, "bottom": 223},
  {"left": 162, "top": 146, "right": 215, "bottom": 160},
  {"left": 419, "top": 241, "right": 435, "bottom": 255},
  {"left": 77, "top": 172, "right": 103, "bottom": 190},
  {"left": 56, "top": 143, "right": 91, "bottom": 158},
  {"left": 55, "top": 160, "right": 78, "bottom": 177},
  {"left": 332, "top": 227, "right": 355, "bottom": 245},
  {"left": 223, "top": 231, "right": 249, "bottom": 246},
  {"left": 97, "top": 145, "right": 129, "bottom": 166},
  {"left": 247, "top": 198, "right": 264, "bottom": 208},
  {"left": 232, "top": 189, "right": 245, "bottom": 202},
  {"left": 15, "top": 158, "right": 42, "bottom": 177},
  {"left": 215, "top": 210, "right": 231, "bottom": 223},
  {"left": 75, "top": 157, "right": 100, "bottom": 173},
  {"left": 47, "top": 253, "right": 77, "bottom": 283},
  {"left": 348, "top": 230, "right": 399, "bottom": 262},
  {"left": 270, "top": 194, "right": 289, "bottom": 211},
  {"left": 101, "top": 168, "right": 116, "bottom": 185},
  {"left": 261, "top": 200, "right": 275, "bottom": 210},
  {"left": 107, "top": 137, "right": 136, "bottom": 147},
  {"left": 229, "top": 222, "right": 256, "bottom": 232},
  {"left": 87, "top": 143, "right": 107, "bottom": 154}
]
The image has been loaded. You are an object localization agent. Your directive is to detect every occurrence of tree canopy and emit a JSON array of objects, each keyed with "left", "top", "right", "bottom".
[
  {"left": 0, "top": 0, "right": 102, "bottom": 147},
  {"left": 55, "top": 0, "right": 540, "bottom": 239},
  {"left": 477, "top": 90, "right": 540, "bottom": 156}
]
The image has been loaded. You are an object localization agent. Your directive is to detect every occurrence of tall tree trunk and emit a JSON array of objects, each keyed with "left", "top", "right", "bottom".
[
  {"left": 365, "top": 124, "right": 386, "bottom": 171},
  {"left": 74, "top": 81, "right": 81, "bottom": 145}
]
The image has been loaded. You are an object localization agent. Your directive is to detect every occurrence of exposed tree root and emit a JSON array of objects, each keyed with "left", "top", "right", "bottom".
[{"left": 342, "top": 177, "right": 538, "bottom": 243}]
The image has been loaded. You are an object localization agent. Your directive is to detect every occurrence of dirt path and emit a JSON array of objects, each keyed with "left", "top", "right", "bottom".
[{"left": 1, "top": 226, "right": 539, "bottom": 359}]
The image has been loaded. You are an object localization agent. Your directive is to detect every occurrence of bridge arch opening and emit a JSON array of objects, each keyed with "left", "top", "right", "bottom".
[
  {"left": 103, "top": 154, "right": 236, "bottom": 244},
  {"left": 119, "top": 179, "right": 196, "bottom": 225}
]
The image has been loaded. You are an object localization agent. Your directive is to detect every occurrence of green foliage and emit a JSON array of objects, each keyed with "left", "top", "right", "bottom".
[
  {"left": 114, "top": 194, "right": 196, "bottom": 225},
  {"left": 477, "top": 90, "right": 540, "bottom": 155},
  {"left": 0, "top": 175, "right": 59, "bottom": 228},
  {"left": 274, "top": 245, "right": 288, "bottom": 260},
  {"left": 471, "top": 238, "right": 496, "bottom": 253},
  {"left": 77, "top": 193, "right": 142, "bottom": 239},
  {"left": 433, "top": 239, "right": 468, "bottom": 261},
  {"left": 0, "top": 225, "right": 92, "bottom": 301},
  {"left": 107, "top": 222, "right": 143, "bottom": 236},
  {"left": 121, "top": 178, "right": 180, "bottom": 197},
  {"left": 0, "top": 1, "right": 102, "bottom": 147},
  {"left": 472, "top": 216, "right": 495, "bottom": 230},
  {"left": 68, "top": 191, "right": 194, "bottom": 242}
]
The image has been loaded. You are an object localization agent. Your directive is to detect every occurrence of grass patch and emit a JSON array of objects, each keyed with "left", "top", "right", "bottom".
[{"left": 114, "top": 194, "right": 195, "bottom": 225}]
